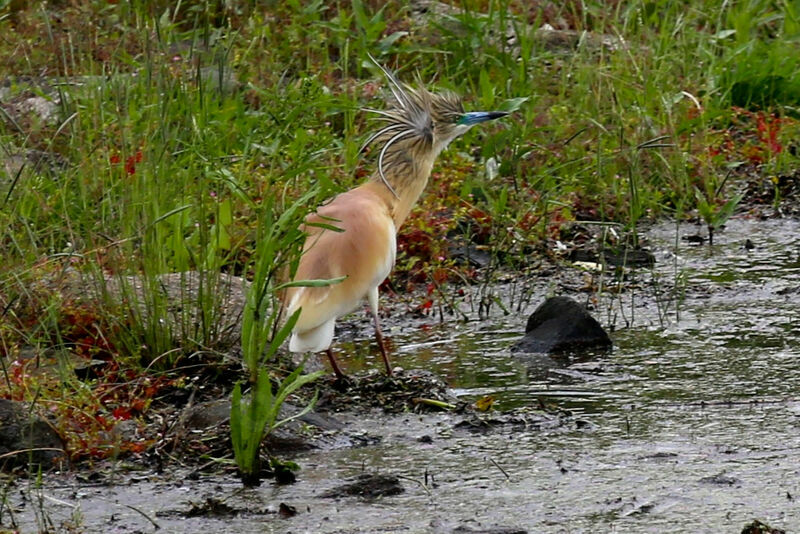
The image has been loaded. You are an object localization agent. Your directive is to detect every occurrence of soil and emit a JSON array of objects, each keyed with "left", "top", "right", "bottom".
[{"left": 3, "top": 215, "right": 800, "bottom": 532}]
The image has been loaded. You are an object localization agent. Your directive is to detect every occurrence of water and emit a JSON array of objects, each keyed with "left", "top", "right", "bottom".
[{"left": 12, "top": 218, "right": 800, "bottom": 533}]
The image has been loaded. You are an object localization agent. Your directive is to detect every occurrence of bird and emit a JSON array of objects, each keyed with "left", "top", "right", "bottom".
[{"left": 284, "top": 58, "right": 508, "bottom": 379}]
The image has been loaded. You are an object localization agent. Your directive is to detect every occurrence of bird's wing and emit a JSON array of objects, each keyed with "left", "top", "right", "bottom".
[{"left": 287, "top": 187, "right": 396, "bottom": 337}]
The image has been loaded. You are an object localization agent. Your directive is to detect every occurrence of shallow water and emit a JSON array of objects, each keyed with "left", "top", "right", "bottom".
[{"left": 12, "top": 218, "right": 800, "bottom": 533}]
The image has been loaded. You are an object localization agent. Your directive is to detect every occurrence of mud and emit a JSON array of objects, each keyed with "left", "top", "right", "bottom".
[{"left": 5, "top": 216, "right": 800, "bottom": 533}]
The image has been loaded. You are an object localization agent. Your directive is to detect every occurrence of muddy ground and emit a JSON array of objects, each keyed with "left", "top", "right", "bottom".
[{"left": 3, "top": 213, "right": 799, "bottom": 533}]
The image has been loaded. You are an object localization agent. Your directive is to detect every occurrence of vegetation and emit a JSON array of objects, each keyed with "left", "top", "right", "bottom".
[{"left": 0, "top": 0, "right": 798, "bottom": 467}]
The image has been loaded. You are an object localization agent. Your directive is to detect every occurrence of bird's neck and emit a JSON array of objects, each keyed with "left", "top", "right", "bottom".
[{"left": 367, "top": 149, "right": 438, "bottom": 228}]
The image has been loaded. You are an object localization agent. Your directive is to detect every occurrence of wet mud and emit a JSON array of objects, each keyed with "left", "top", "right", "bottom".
[{"left": 6, "top": 217, "right": 800, "bottom": 533}]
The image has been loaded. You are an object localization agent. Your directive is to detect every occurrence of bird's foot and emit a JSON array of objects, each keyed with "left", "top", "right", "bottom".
[{"left": 331, "top": 372, "right": 355, "bottom": 391}]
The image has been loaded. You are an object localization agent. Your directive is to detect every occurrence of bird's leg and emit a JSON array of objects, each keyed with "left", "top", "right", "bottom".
[
  {"left": 325, "top": 348, "right": 347, "bottom": 380},
  {"left": 368, "top": 286, "right": 393, "bottom": 376},
  {"left": 372, "top": 313, "right": 393, "bottom": 376}
]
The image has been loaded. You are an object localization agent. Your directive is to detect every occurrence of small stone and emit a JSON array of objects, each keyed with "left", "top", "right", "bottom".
[
  {"left": 452, "top": 525, "right": 527, "bottom": 534},
  {"left": 699, "top": 472, "right": 740, "bottom": 485},
  {"left": 319, "top": 473, "right": 404, "bottom": 499},
  {"left": 278, "top": 502, "right": 297, "bottom": 518}
]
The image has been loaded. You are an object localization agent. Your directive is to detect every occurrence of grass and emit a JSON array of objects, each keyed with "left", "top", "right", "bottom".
[{"left": 0, "top": 0, "right": 799, "bottom": 465}]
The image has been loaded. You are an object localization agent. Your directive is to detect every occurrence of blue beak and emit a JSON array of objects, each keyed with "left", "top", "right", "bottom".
[{"left": 458, "top": 111, "right": 509, "bottom": 126}]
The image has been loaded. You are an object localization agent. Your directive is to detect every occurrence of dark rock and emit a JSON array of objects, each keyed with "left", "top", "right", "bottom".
[
  {"left": 569, "top": 247, "right": 655, "bottom": 268},
  {"left": 0, "top": 399, "right": 65, "bottom": 470},
  {"left": 319, "top": 473, "right": 404, "bottom": 499},
  {"left": 272, "top": 460, "right": 297, "bottom": 485},
  {"left": 452, "top": 525, "right": 527, "bottom": 534},
  {"left": 72, "top": 358, "right": 108, "bottom": 380},
  {"left": 185, "top": 497, "right": 237, "bottom": 518},
  {"left": 278, "top": 502, "right": 297, "bottom": 518},
  {"left": 511, "top": 297, "right": 612, "bottom": 353},
  {"left": 699, "top": 472, "right": 740, "bottom": 485},
  {"left": 741, "top": 519, "right": 786, "bottom": 534},
  {"left": 451, "top": 244, "right": 492, "bottom": 268},
  {"left": 683, "top": 234, "right": 705, "bottom": 246}
]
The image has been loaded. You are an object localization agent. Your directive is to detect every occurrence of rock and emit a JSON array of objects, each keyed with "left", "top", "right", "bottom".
[
  {"left": 102, "top": 271, "right": 249, "bottom": 349},
  {"left": 171, "top": 398, "right": 345, "bottom": 453},
  {"left": 278, "top": 502, "right": 297, "bottom": 518},
  {"left": 266, "top": 402, "right": 346, "bottom": 452},
  {"left": 176, "top": 398, "right": 342, "bottom": 433},
  {"left": 682, "top": 234, "right": 705, "bottom": 246},
  {"left": 569, "top": 247, "right": 655, "bottom": 268},
  {"left": 319, "top": 473, "right": 404, "bottom": 499},
  {"left": 2, "top": 149, "right": 68, "bottom": 182},
  {"left": 451, "top": 244, "right": 492, "bottom": 268},
  {"left": 4, "top": 268, "right": 251, "bottom": 354},
  {"left": 0, "top": 399, "right": 65, "bottom": 470},
  {"left": 452, "top": 526, "right": 527, "bottom": 534},
  {"left": 179, "top": 399, "right": 232, "bottom": 432},
  {"left": 409, "top": 0, "right": 626, "bottom": 54},
  {"left": 1, "top": 93, "right": 60, "bottom": 124},
  {"left": 699, "top": 472, "right": 740, "bottom": 485},
  {"left": 741, "top": 519, "right": 786, "bottom": 534},
  {"left": 534, "top": 24, "right": 626, "bottom": 53},
  {"left": 511, "top": 296, "right": 612, "bottom": 353}
]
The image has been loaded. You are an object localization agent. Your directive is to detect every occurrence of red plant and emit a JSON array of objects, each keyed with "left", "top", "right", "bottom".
[
  {"left": 756, "top": 112, "right": 782, "bottom": 156},
  {"left": 109, "top": 149, "right": 144, "bottom": 175},
  {"left": 125, "top": 150, "right": 144, "bottom": 175}
]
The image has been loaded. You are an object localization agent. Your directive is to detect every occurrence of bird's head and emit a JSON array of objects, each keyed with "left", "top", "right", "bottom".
[
  {"left": 362, "top": 57, "right": 508, "bottom": 194},
  {"left": 429, "top": 91, "right": 509, "bottom": 153}
]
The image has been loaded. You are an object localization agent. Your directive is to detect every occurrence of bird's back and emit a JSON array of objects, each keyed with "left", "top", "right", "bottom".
[{"left": 286, "top": 183, "right": 397, "bottom": 349}]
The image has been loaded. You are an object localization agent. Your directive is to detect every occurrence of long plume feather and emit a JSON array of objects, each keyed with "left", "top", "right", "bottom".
[
  {"left": 367, "top": 52, "right": 411, "bottom": 110},
  {"left": 377, "top": 129, "right": 417, "bottom": 198},
  {"left": 358, "top": 123, "right": 404, "bottom": 155}
]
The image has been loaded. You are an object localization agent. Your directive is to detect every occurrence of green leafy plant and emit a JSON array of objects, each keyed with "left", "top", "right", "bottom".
[
  {"left": 230, "top": 344, "right": 323, "bottom": 486},
  {"left": 230, "top": 191, "right": 334, "bottom": 486},
  {"left": 694, "top": 187, "right": 742, "bottom": 248},
  {"left": 694, "top": 166, "right": 743, "bottom": 247}
]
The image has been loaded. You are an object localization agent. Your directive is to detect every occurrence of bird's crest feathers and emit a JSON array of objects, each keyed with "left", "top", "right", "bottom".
[{"left": 361, "top": 54, "right": 465, "bottom": 197}]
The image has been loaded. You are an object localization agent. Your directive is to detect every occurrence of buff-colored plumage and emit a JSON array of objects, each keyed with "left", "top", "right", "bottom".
[
  {"left": 286, "top": 58, "right": 507, "bottom": 377},
  {"left": 287, "top": 183, "right": 396, "bottom": 354}
]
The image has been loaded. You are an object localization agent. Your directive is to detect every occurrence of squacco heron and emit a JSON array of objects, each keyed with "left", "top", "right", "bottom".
[{"left": 285, "top": 60, "right": 508, "bottom": 378}]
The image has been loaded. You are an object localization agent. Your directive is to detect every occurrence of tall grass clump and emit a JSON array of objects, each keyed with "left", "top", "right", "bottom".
[{"left": 0, "top": 2, "right": 353, "bottom": 460}]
